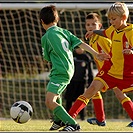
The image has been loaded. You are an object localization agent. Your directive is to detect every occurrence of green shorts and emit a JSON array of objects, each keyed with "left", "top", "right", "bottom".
[{"left": 46, "top": 78, "right": 70, "bottom": 95}]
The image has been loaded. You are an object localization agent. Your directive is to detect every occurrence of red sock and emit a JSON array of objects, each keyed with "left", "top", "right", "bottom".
[
  {"left": 92, "top": 99, "right": 105, "bottom": 122},
  {"left": 69, "top": 95, "right": 89, "bottom": 118},
  {"left": 122, "top": 97, "right": 133, "bottom": 120}
]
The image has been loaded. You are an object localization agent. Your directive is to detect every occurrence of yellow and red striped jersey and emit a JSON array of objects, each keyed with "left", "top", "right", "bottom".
[
  {"left": 103, "top": 24, "right": 133, "bottom": 79},
  {"left": 89, "top": 34, "right": 111, "bottom": 70}
]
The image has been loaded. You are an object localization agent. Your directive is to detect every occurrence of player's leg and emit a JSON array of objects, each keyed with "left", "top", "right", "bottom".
[
  {"left": 61, "top": 80, "right": 104, "bottom": 130},
  {"left": 49, "top": 96, "right": 65, "bottom": 130},
  {"left": 87, "top": 91, "right": 106, "bottom": 126},
  {"left": 46, "top": 92, "right": 80, "bottom": 131},
  {"left": 68, "top": 79, "right": 104, "bottom": 119},
  {"left": 46, "top": 81, "right": 80, "bottom": 131},
  {"left": 113, "top": 88, "right": 133, "bottom": 127}
]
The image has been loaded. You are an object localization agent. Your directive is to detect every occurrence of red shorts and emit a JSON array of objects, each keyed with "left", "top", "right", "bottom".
[{"left": 94, "top": 69, "right": 133, "bottom": 93}]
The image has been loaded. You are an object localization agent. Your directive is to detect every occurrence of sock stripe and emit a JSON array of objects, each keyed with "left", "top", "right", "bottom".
[
  {"left": 121, "top": 97, "right": 131, "bottom": 105},
  {"left": 92, "top": 92, "right": 102, "bottom": 99},
  {"left": 77, "top": 95, "right": 89, "bottom": 105}
]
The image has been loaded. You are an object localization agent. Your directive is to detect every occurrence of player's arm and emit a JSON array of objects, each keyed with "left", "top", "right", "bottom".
[
  {"left": 79, "top": 42, "right": 110, "bottom": 62},
  {"left": 85, "top": 26, "right": 114, "bottom": 40},
  {"left": 93, "top": 30, "right": 105, "bottom": 37},
  {"left": 85, "top": 29, "right": 105, "bottom": 40}
]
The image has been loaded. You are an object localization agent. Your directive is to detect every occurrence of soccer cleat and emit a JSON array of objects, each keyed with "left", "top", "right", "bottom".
[
  {"left": 87, "top": 118, "right": 106, "bottom": 126},
  {"left": 59, "top": 124, "right": 80, "bottom": 131},
  {"left": 49, "top": 120, "right": 65, "bottom": 130},
  {"left": 127, "top": 121, "right": 133, "bottom": 127}
]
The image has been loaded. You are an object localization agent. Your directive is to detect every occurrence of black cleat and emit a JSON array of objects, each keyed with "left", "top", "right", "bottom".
[
  {"left": 49, "top": 120, "right": 65, "bottom": 130},
  {"left": 87, "top": 118, "right": 106, "bottom": 126},
  {"left": 59, "top": 124, "right": 80, "bottom": 132}
]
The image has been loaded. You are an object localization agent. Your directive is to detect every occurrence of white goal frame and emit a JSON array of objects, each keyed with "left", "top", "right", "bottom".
[{"left": 1, "top": 2, "right": 133, "bottom": 10}]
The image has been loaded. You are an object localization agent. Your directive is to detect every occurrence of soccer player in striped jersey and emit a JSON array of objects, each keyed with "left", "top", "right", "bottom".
[
  {"left": 85, "top": 12, "right": 133, "bottom": 127},
  {"left": 85, "top": 12, "right": 111, "bottom": 126},
  {"left": 40, "top": 5, "right": 110, "bottom": 131},
  {"left": 65, "top": 2, "right": 133, "bottom": 129}
]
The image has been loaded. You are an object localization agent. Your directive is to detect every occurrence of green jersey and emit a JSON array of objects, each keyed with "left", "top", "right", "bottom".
[{"left": 41, "top": 25, "right": 83, "bottom": 83}]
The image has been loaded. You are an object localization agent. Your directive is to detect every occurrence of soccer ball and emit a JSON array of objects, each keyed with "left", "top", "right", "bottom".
[{"left": 10, "top": 101, "right": 33, "bottom": 124}]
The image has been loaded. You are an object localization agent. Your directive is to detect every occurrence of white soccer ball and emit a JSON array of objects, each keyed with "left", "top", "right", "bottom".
[{"left": 10, "top": 101, "right": 33, "bottom": 124}]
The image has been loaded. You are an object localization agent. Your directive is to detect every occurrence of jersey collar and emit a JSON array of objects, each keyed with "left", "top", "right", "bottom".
[{"left": 47, "top": 25, "right": 57, "bottom": 31}]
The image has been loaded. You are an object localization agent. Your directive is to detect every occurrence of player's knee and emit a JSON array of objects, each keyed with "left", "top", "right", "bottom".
[
  {"left": 92, "top": 91, "right": 102, "bottom": 99},
  {"left": 45, "top": 98, "right": 53, "bottom": 109},
  {"left": 113, "top": 88, "right": 126, "bottom": 102},
  {"left": 83, "top": 84, "right": 98, "bottom": 98},
  {"left": 45, "top": 98, "right": 58, "bottom": 110},
  {"left": 115, "top": 92, "right": 126, "bottom": 102},
  {"left": 45, "top": 99, "right": 50, "bottom": 108}
]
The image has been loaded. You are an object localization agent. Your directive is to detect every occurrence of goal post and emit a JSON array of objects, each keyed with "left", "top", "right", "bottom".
[
  {"left": 1, "top": 2, "right": 133, "bottom": 120},
  {"left": 1, "top": 2, "right": 133, "bottom": 9}
]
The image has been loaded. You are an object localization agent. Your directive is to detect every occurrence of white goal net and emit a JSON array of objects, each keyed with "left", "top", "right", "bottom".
[{"left": 0, "top": 2, "right": 133, "bottom": 120}]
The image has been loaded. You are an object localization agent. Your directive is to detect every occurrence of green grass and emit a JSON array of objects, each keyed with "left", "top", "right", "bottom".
[{"left": 1, "top": 119, "right": 133, "bottom": 132}]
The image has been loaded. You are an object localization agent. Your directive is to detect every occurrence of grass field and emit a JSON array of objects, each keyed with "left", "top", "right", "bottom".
[{"left": 1, "top": 118, "right": 133, "bottom": 132}]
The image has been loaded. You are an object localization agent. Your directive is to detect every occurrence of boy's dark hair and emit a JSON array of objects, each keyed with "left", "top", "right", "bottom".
[
  {"left": 40, "top": 5, "right": 59, "bottom": 24},
  {"left": 86, "top": 12, "right": 102, "bottom": 23}
]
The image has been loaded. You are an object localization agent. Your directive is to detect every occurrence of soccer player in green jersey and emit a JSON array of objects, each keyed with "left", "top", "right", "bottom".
[{"left": 40, "top": 5, "right": 110, "bottom": 131}]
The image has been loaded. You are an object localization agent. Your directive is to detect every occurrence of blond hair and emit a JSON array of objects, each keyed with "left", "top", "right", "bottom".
[{"left": 107, "top": 2, "right": 129, "bottom": 20}]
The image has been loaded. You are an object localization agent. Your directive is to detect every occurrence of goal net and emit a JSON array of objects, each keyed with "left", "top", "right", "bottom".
[{"left": 1, "top": 2, "right": 133, "bottom": 120}]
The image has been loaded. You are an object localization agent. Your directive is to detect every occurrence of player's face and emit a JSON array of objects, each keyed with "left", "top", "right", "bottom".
[
  {"left": 109, "top": 14, "right": 126, "bottom": 30},
  {"left": 85, "top": 19, "right": 102, "bottom": 32}
]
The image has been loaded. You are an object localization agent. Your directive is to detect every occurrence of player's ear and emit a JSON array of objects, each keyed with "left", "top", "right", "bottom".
[
  {"left": 56, "top": 15, "right": 60, "bottom": 23},
  {"left": 99, "top": 23, "right": 102, "bottom": 29},
  {"left": 41, "top": 19, "right": 44, "bottom": 24},
  {"left": 122, "top": 14, "right": 127, "bottom": 20},
  {"left": 41, "top": 19, "right": 45, "bottom": 27}
]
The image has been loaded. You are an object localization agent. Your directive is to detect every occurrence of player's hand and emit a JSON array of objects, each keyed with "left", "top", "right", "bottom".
[
  {"left": 96, "top": 52, "right": 111, "bottom": 61},
  {"left": 85, "top": 31, "right": 94, "bottom": 40},
  {"left": 122, "top": 49, "right": 133, "bottom": 54}
]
